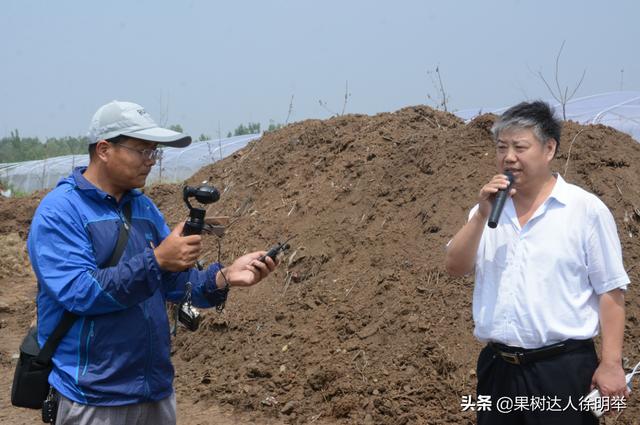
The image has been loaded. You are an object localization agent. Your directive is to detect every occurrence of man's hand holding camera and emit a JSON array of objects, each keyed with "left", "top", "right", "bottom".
[
  {"left": 154, "top": 222, "right": 203, "bottom": 271},
  {"left": 153, "top": 221, "right": 278, "bottom": 286}
]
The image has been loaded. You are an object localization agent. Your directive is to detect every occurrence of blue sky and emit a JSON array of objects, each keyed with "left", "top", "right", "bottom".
[{"left": 1, "top": 0, "right": 638, "bottom": 140}]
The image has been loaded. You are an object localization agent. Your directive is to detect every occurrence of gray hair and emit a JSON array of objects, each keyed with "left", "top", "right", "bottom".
[{"left": 491, "top": 101, "right": 562, "bottom": 156}]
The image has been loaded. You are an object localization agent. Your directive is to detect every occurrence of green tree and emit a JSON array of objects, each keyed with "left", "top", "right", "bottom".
[
  {"left": 266, "top": 120, "right": 283, "bottom": 132},
  {"left": 169, "top": 124, "right": 184, "bottom": 133},
  {"left": 231, "top": 122, "right": 260, "bottom": 136},
  {"left": 0, "top": 130, "right": 89, "bottom": 163}
]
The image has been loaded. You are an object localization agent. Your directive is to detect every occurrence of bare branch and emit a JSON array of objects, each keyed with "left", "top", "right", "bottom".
[
  {"left": 426, "top": 66, "right": 450, "bottom": 112},
  {"left": 318, "top": 99, "right": 337, "bottom": 117},
  {"left": 341, "top": 80, "right": 351, "bottom": 116},
  {"left": 554, "top": 40, "right": 565, "bottom": 100},
  {"left": 436, "top": 67, "right": 448, "bottom": 112},
  {"left": 537, "top": 71, "right": 562, "bottom": 104},
  {"left": 567, "top": 69, "right": 587, "bottom": 100},
  {"left": 157, "top": 91, "right": 170, "bottom": 127},
  {"left": 536, "top": 41, "right": 586, "bottom": 120},
  {"left": 318, "top": 81, "right": 351, "bottom": 117},
  {"left": 563, "top": 128, "right": 586, "bottom": 177},
  {"left": 285, "top": 94, "right": 294, "bottom": 124}
]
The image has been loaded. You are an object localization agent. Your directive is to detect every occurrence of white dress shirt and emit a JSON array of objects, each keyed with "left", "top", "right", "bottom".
[{"left": 470, "top": 174, "right": 629, "bottom": 349}]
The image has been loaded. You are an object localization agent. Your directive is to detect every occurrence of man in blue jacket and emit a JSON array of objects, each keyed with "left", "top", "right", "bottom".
[{"left": 28, "top": 100, "right": 278, "bottom": 424}]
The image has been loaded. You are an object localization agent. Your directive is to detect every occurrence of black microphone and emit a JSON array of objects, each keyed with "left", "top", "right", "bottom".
[{"left": 487, "top": 170, "right": 514, "bottom": 229}]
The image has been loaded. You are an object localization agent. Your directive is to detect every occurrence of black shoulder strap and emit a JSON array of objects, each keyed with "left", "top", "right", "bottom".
[
  {"left": 35, "top": 201, "right": 133, "bottom": 366},
  {"left": 35, "top": 311, "right": 77, "bottom": 366},
  {"left": 106, "top": 202, "right": 132, "bottom": 267}
]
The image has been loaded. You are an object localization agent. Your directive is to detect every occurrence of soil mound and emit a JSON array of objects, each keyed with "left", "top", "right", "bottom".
[
  {"left": 2, "top": 105, "right": 640, "bottom": 424},
  {"left": 165, "top": 107, "right": 640, "bottom": 424}
]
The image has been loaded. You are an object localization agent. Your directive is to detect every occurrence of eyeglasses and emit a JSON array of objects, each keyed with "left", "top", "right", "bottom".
[{"left": 112, "top": 143, "right": 163, "bottom": 161}]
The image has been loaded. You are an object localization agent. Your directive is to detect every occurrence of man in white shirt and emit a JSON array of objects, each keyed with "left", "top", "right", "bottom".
[{"left": 445, "top": 101, "right": 629, "bottom": 424}]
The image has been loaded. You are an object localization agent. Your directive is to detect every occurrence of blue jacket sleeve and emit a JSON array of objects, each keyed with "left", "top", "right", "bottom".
[
  {"left": 162, "top": 263, "right": 229, "bottom": 308},
  {"left": 148, "top": 207, "right": 229, "bottom": 309},
  {"left": 28, "top": 204, "right": 163, "bottom": 315}
]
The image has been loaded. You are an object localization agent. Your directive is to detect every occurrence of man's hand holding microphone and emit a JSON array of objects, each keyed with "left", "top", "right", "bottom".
[
  {"left": 479, "top": 171, "right": 515, "bottom": 228},
  {"left": 445, "top": 170, "right": 515, "bottom": 277}
]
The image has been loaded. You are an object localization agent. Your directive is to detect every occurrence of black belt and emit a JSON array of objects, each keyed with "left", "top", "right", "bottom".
[{"left": 488, "top": 339, "right": 593, "bottom": 365}]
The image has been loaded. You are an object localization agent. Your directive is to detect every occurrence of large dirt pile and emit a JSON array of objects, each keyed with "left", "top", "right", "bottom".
[
  {"left": 2, "top": 105, "right": 640, "bottom": 424},
  {"left": 151, "top": 107, "right": 640, "bottom": 424}
]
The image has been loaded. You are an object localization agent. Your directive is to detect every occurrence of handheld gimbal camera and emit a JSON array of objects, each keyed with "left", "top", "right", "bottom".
[
  {"left": 183, "top": 185, "right": 220, "bottom": 236},
  {"left": 174, "top": 184, "right": 220, "bottom": 333}
]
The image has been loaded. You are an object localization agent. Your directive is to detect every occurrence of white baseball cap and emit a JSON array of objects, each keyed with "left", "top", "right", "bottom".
[{"left": 88, "top": 100, "right": 191, "bottom": 147}]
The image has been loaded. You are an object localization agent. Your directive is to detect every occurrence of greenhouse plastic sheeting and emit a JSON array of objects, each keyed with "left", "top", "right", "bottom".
[
  {"left": 455, "top": 91, "right": 640, "bottom": 142},
  {"left": 0, "top": 134, "right": 261, "bottom": 195}
]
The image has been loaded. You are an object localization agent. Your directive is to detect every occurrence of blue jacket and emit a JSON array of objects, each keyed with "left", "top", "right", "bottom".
[{"left": 28, "top": 167, "right": 226, "bottom": 406}]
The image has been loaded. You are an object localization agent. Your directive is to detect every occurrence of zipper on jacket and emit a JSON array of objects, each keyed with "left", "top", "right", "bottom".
[
  {"left": 75, "top": 317, "right": 86, "bottom": 384},
  {"left": 143, "top": 302, "right": 152, "bottom": 398},
  {"left": 117, "top": 206, "right": 130, "bottom": 232},
  {"left": 82, "top": 320, "right": 95, "bottom": 376}
]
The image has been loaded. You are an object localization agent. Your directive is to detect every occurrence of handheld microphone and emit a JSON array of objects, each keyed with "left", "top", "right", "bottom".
[{"left": 487, "top": 171, "right": 514, "bottom": 229}]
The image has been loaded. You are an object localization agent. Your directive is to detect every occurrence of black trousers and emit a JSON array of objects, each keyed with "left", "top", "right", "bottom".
[{"left": 476, "top": 341, "right": 599, "bottom": 425}]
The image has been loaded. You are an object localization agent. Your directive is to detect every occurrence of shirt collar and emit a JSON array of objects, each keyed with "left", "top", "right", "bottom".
[
  {"left": 547, "top": 173, "right": 570, "bottom": 206},
  {"left": 503, "top": 173, "right": 569, "bottom": 230},
  {"left": 73, "top": 166, "right": 96, "bottom": 191}
]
